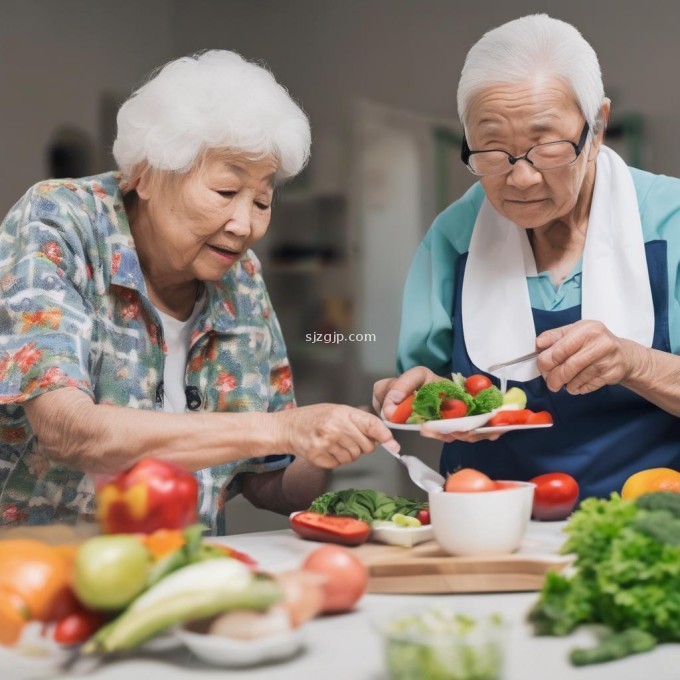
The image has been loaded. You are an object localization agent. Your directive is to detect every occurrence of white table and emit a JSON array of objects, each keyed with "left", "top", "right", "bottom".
[{"left": 8, "top": 522, "right": 679, "bottom": 680}]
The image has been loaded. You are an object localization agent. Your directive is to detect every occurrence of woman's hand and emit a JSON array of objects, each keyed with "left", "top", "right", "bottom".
[
  {"left": 536, "top": 320, "right": 637, "bottom": 394},
  {"left": 273, "top": 404, "right": 400, "bottom": 469},
  {"left": 372, "top": 366, "right": 443, "bottom": 420}
]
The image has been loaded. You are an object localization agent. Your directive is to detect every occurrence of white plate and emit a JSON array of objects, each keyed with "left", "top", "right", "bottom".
[
  {"left": 474, "top": 423, "right": 553, "bottom": 434},
  {"left": 370, "top": 522, "right": 434, "bottom": 547},
  {"left": 383, "top": 406, "right": 512, "bottom": 434},
  {"left": 177, "top": 626, "right": 304, "bottom": 667}
]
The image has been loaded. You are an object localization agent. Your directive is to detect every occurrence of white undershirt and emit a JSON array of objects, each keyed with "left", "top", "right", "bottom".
[{"left": 156, "top": 296, "right": 205, "bottom": 413}]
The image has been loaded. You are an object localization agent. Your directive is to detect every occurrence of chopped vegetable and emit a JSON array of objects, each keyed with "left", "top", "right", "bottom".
[
  {"left": 464, "top": 374, "right": 493, "bottom": 397},
  {"left": 308, "top": 489, "right": 427, "bottom": 523},
  {"left": 289, "top": 512, "right": 371, "bottom": 546},
  {"left": 384, "top": 607, "right": 504, "bottom": 680},
  {"left": 502, "top": 387, "right": 527, "bottom": 408},
  {"left": 392, "top": 513, "right": 421, "bottom": 528},
  {"left": 411, "top": 380, "right": 473, "bottom": 421},
  {"left": 389, "top": 394, "right": 416, "bottom": 424},
  {"left": 467, "top": 386, "right": 503, "bottom": 415},
  {"left": 529, "top": 492, "right": 680, "bottom": 665}
]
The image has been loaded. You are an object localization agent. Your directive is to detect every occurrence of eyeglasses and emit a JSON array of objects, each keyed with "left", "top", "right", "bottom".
[{"left": 461, "top": 121, "right": 590, "bottom": 176}]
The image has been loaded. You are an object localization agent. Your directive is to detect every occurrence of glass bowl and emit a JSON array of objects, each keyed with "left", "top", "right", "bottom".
[{"left": 378, "top": 605, "right": 507, "bottom": 680}]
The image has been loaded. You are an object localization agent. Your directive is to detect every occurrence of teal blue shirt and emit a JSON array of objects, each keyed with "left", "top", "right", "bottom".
[{"left": 397, "top": 167, "right": 680, "bottom": 374}]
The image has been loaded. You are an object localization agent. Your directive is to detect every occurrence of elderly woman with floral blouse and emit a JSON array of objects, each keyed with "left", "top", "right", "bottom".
[{"left": 0, "top": 50, "right": 399, "bottom": 534}]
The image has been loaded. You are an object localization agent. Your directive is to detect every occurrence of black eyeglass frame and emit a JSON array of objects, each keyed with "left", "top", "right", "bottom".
[{"left": 460, "top": 121, "right": 591, "bottom": 175}]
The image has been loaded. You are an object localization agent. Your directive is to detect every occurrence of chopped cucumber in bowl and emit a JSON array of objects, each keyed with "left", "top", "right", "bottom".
[{"left": 379, "top": 606, "right": 507, "bottom": 680}]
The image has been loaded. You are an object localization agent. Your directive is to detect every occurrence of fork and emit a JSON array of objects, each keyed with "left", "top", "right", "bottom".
[{"left": 381, "top": 446, "right": 445, "bottom": 493}]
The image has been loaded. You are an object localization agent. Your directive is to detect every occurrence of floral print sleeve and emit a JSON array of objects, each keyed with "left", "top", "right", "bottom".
[{"left": 0, "top": 187, "right": 95, "bottom": 404}]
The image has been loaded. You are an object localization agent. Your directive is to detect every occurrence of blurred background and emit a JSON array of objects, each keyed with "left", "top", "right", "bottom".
[{"left": 1, "top": 0, "right": 677, "bottom": 532}]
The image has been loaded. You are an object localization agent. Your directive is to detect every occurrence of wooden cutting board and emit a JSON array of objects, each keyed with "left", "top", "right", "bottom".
[{"left": 355, "top": 540, "right": 572, "bottom": 594}]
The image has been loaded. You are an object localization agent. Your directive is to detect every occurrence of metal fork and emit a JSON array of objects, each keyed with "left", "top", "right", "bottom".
[{"left": 382, "top": 446, "right": 445, "bottom": 493}]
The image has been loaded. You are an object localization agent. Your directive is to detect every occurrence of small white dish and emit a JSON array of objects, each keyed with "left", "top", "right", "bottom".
[
  {"left": 177, "top": 626, "right": 304, "bottom": 667},
  {"left": 474, "top": 423, "right": 553, "bottom": 434},
  {"left": 371, "top": 522, "right": 434, "bottom": 548}
]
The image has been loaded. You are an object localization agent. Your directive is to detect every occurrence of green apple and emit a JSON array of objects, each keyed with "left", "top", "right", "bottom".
[
  {"left": 74, "top": 535, "right": 151, "bottom": 610},
  {"left": 502, "top": 387, "right": 527, "bottom": 409}
]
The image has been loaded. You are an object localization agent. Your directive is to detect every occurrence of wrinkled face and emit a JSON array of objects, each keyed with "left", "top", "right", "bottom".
[
  {"left": 466, "top": 78, "right": 602, "bottom": 229},
  {"left": 138, "top": 152, "right": 276, "bottom": 282}
]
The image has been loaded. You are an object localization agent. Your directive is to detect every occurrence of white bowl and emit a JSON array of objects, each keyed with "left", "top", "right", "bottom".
[
  {"left": 428, "top": 482, "right": 535, "bottom": 556},
  {"left": 176, "top": 626, "right": 304, "bottom": 667}
]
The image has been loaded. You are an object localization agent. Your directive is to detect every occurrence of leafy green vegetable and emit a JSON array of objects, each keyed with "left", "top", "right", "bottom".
[
  {"left": 309, "top": 489, "right": 427, "bottom": 523},
  {"left": 411, "top": 380, "right": 473, "bottom": 421},
  {"left": 529, "top": 492, "right": 680, "bottom": 666},
  {"left": 635, "top": 491, "right": 680, "bottom": 518},
  {"left": 468, "top": 386, "right": 503, "bottom": 416},
  {"left": 570, "top": 629, "right": 656, "bottom": 666}
]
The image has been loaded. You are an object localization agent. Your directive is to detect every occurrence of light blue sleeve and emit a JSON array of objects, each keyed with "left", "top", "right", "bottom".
[
  {"left": 396, "top": 184, "right": 484, "bottom": 375},
  {"left": 632, "top": 168, "right": 680, "bottom": 354}
]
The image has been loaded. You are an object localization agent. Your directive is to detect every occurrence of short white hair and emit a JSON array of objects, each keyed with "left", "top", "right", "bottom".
[
  {"left": 457, "top": 14, "right": 605, "bottom": 134},
  {"left": 113, "top": 50, "right": 311, "bottom": 181}
]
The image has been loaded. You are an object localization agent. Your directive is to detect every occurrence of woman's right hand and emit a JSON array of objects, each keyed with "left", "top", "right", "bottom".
[
  {"left": 273, "top": 403, "right": 400, "bottom": 469},
  {"left": 372, "top": 366, "right": 443, "bottom": 420}
]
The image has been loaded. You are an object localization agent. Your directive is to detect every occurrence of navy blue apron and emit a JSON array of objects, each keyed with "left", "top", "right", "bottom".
[{"left": 441, "top": 240, "right": 680, "bottom": 498}]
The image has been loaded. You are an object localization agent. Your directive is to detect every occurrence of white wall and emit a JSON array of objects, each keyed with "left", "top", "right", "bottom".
[
  {"left": 170, "top": 0, "right": 680, "bottom": 178},
  {"left": 0, "top": 0, "right": 175, "bottom": 213}
]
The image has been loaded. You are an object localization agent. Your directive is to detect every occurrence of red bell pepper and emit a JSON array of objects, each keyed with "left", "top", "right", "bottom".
[
  {"left": 96, "top": 458, "right": 198, "bottom": 534},
  {"left": 290, "top": 512, "right": 371, "bottom": 546}
]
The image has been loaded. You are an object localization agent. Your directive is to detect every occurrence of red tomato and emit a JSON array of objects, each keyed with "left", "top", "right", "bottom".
[
  {"left": 526, "top": 411, "right": 553, "bottom": 425},
  {"left": 529, "top": 472, "right": 579, "bottom": 521},
  {"left": 416, "top": 509, "right": 431, "bottom": 525},
  {"left": 302, "top": 545, "right": 368, "bottom": 613},
  {"left": 388, "top": 393, "right": 415, "bottom": 424},
  {"left": 487, "top": 409, "right": 533, "bottom": 426},
  {"left": 444, "top": 468, "right": 497, "bottom": 493},
  {"left": 464, "top": 374, "right": 493, "bottom": 397},
  {"left": 54, "top": 608, "right": 107, "bottom": 645},
  {"left": 290, "top": 512, "right": 371, "bottom": 546},
  {"left": 440, "top": 399, "right": 468, "bottom": 419}
]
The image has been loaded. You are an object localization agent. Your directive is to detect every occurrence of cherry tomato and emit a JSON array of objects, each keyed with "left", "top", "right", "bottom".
[
  {"left": 302, "top": 545, "right": 368, "bottom": 613},
  {"left": 389, "top": 394, "right": 415, "bottom": 424},
  {"left": 444, "top": 468, "right": 497, "bottom": 493},
  {"left": 464, "top": 374, "right": 492, "bottom": 397},
  {"left": 416, "top": 509, "right": 431, "bottom": 525},
  {"left": 54, "top": 608, "right": 106, "bottom": 645},
  {"left": 529, "top": 472, "right": 579, "bottom": 521},
  {"left": 440, "top": 399, "right": 468, "bottom": 419},
  {"left": 526, "top": 411, "right": 553, "bottom": 425}
]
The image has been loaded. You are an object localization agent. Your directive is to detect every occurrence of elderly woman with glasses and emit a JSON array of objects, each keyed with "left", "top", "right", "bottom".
[
  {"left": 0, "top": 50, "right": 399, "bottom": 533},
  {"left": 374, "top": 14, "right": 680, "bottom": 499}
]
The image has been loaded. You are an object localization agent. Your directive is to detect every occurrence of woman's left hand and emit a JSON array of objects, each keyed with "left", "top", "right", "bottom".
[{"left": 536, "top": 320, "right": 637, "bottom": 394}]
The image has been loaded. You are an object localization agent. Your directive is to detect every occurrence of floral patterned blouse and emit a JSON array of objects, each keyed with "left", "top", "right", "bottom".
[{"left": 0, "top": 172, "right": 295, "bottom": 534}]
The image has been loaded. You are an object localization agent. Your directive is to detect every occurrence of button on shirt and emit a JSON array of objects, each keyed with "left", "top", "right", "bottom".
[{"left": 0, "top": 172, "right": 295, "bottom": 534}]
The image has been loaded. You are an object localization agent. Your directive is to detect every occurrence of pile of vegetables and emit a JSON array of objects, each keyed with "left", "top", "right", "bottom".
[
  {"left": 290, "top": 489, "right": 429, "bottom": 547},
  {"left": 391, "top": 375, "right": 504, "bottom": 425},
  {"left": 1, "top": 458, "right": 370, "bottom": 658},
  {"left": 529, "top": 491, "right": 680, "bottom": 665},
  {"left": 309, "top": 489, "right": 427, "bottom": 524}
]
